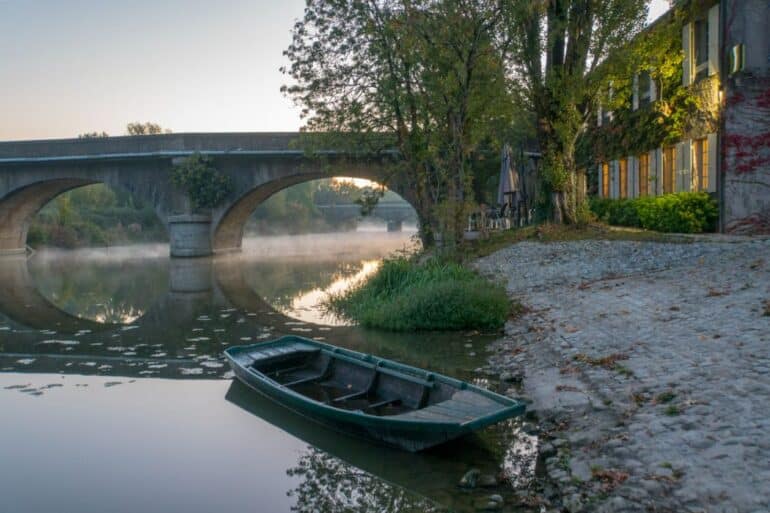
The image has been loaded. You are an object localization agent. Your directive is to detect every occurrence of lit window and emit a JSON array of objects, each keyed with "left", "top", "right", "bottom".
[
  {"left": 638, "top": 154, "right": 649, "bottom": 196},
  {"left": 663, "top": 147, "right": 676, "bottom": 194},
  {"left": 693, "top": 138, "right": 709, "bottom": 191},
  {"left": 602, "top": 163, "right": 610, "bottom": 198}
]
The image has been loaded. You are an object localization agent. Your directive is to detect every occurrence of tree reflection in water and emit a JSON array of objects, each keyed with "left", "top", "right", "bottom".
[{"left": 287, "top": 446, "right": 442, "bottom": 513}]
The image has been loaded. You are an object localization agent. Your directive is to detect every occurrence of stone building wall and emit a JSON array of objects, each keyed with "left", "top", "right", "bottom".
[{"left": 722, "top": 0, "right": 770, "bottom": 233}]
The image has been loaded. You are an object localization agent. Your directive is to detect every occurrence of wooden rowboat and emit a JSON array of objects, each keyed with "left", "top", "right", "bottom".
[{"left": 224, "top": 336, "right": 525, "bottom": 451}]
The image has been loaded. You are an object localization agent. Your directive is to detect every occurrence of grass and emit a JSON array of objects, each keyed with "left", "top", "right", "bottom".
[
  {"left": 323, "top": 255, "right": 513, "bottom": 331},
  {"left": 460, "top": 222, "right": 677, "bottom": 260}
]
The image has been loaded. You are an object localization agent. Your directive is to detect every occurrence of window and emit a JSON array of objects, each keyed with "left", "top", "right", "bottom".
[
  {"left": 693, "top": 138, "right": 709, "bottom": 191},
  {"left": 663, "top": 147, "right": 676, "bottom": 193},
  {"left": 619, "top": 159, "right": 628, "bottom": 198},
  {"left": 694, "top": 18, "right": 709, "bottom": 81},
  {"left": 639, "top": 71, "right": 652, "bottom": 107},
  {"left": 638, "top": 153, "right": 649, "bottom": 196},
  {"left": 602, "top": 162, "right": 610, "bottom": 197}
]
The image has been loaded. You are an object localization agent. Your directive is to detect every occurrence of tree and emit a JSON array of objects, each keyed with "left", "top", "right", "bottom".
[
  {"left": 283, "top": 0, "right": 514, "bottom": 245},
  {"left": 126, "top": 122, "right": 171, "bottom": 135},
  {"left": 502, "top": 0, "right": 648, "bottom": 223},
  {"left": 78, "top": 131, "right": 109, "bottom": 139}
]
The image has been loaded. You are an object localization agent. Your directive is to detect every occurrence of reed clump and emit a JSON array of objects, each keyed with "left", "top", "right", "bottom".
[{"left": 324, "top": 255, "right": 511, "bottom": 331}]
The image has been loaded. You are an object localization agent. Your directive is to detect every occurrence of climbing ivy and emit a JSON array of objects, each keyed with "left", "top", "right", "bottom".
[
  {"left": 577, "top": 5, "right": 716, "bottom": 168},
  {"left": 171, "top": 153, "right": 233, "bottom": 210}
]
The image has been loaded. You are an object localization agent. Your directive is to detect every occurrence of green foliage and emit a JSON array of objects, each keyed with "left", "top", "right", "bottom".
[
  {"left": 28, "top": 184, "right": 166, "bottom": 248},
  {"left": 325, "top": 256, "right": 511, "bottom": 331},
  {"left": 577, "top": 7, "right": 715, "bottom": 168},
  {"left": 171, "top": 153, "right": 233, "bottom": 210},
  {"left": 503, "top": 0, "right": 649, "bottom": 222},
  {"left": 126, "top": 122, "right": 170, "bottom": 135},
  {"left": 283, "top": 0, "right": 515, "bottom": 244},
  {"left": 589, "top": 192, "right": 718, "bottom": 233}
]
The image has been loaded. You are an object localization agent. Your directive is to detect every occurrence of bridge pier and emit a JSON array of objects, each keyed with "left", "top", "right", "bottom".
[
  {"left": 386, "top": 220, "right": 403, "bottom": 232},
  {"left": 168, "top": 214, "right": 213, "bottom": 258}
]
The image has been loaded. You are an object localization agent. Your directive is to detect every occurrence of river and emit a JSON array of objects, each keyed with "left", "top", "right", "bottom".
[{"left": 0, "top": 231, "right": 537, "bottom": 513}]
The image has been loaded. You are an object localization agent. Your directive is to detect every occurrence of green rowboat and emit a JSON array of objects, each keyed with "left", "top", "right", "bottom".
[{"left": 224, "top": 336, "right": 526, "bottom": 452}]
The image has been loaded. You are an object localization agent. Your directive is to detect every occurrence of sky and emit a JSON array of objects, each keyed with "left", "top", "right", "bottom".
[{"left": 0, "top": 0, "right": 671, "bottom": 141}]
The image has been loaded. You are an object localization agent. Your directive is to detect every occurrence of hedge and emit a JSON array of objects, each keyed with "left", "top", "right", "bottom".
[{"left": 589, "top": 192, "right": 718, "bottom": 233}]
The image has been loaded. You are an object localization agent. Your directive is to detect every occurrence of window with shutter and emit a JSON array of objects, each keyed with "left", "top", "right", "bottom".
[
  {"left": 638, "top": 153, "right": 649, "bottom": 196},
  {"left": 619, "top": 158, "right": 628, "bottom": 198},
  {"left": 639, "top": 72, "right": 652, "bottom": 107},
  {"left": 707, "top": 133, "right": 717, "bottom": 193},
  {"left": 708, "top": 5, "right": 720, "bottom": 76},
  {"left": 682, "top": 23, "right": 692, "bottom": 86},
  {"left": 663, "top": 146, "right": 676, "bottom": 193},
  {"left": 602, "top": 163, "right": 610, "bottom": 198},
  {"left": 693, "top": 138, "right": 708, "bottom": 191},
  {"left": 694, "top": 18, "right": 709, "bottom": 81}
]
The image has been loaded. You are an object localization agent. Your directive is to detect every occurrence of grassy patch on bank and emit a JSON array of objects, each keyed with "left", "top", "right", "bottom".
[{"left": 324, "top": 256, "right": 512, "bottom": 331}]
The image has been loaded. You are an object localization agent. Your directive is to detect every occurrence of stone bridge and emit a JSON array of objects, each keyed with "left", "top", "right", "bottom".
[{"left": 0, "top": 133, "right": 413, "bottom": 257}]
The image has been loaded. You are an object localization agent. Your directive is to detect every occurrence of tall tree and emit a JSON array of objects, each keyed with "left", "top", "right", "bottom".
[
  {"left": 283, "top": 0, "right": 513, "bottom": 244},
  {"left": 502, "top": 0, "right": 648, "bottom": 222}
]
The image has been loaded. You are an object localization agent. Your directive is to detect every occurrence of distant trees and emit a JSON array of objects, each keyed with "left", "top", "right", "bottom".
[
  {"left": 78, "top": 131, "right": 109, "bottom": 139},
  {"left": 126, "top": 122, "right": 171, "bottom": 135}
]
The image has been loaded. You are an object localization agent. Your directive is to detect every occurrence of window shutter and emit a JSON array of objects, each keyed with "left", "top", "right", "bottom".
[
  {"left": 650, "top": 77, "right": 657, "bottom": 102},
  {"left": 707, "top": 133, "right": 718, "bottom": 192},
  {"left": 628, "top": 156, "right": 638, "bottom": 198},
  {"left": 611, "top": 160, "right": 620, "bottom": 199},
  {"left": 708, "top": 5, "right": 720, "bottom": 76},
  {"left": 676, "top": 140, "right": 692, "bottom": 192},
  {"left": 632, "top": 74, "right": 639, "bottom": 111},
  {"left": 682, "top": 23, "right": 692, "bottom": 86},
  {"left": 653, "top": 148, "right": 663, "bottom": 195},
  {"left": 598, "top": 164, "right": 604, "bottom": 197}
]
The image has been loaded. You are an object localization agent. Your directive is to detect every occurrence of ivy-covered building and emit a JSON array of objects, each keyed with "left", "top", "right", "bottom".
[{"left": 587, "top": 0, "right": 770, "bottom": 233}]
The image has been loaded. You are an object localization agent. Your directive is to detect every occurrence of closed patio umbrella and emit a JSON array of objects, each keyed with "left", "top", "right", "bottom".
[{"left": 498, "top": 143, "right": 519, "bottom": 206}]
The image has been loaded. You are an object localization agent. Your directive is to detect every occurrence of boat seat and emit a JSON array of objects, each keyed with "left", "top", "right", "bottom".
[{"left": 394, "top": 391, "right": 501, "bottom": 423}]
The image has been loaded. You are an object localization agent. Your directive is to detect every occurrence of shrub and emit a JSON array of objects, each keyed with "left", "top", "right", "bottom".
[
  {"left": 171, "top": 153, "right": 233, "bottom": 209},
  {"left": 589, "top": 192, "right": 717, "bottom": 233},
  {"left": 324, "top": 256, "right": 511, "bottom": 331}
]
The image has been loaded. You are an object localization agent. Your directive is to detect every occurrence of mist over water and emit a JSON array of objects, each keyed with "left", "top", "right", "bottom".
[{"left": 0, "top": 230, "right": 537, "bottom": 513}]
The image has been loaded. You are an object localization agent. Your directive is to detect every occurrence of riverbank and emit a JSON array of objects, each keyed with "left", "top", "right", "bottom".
[{"left": 475, "top": 238, "right": 770, "bottom": 513}]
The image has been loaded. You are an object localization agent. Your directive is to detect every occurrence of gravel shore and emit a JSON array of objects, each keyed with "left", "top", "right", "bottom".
[{"left": 475, "top": 238, "right": 770, "bottom": 513}]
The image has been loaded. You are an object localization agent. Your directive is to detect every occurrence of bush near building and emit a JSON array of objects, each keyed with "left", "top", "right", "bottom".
[{"left": 590, "top": 192, "right": 718, "bottom": 233}]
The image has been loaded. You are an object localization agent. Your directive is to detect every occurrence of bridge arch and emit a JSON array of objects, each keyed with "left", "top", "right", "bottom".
[
  {"left": 212, "top": 172, "right": 418, "bottom": 253},
  {"left": 0, "top": 177, "right": 169, "bottom": 254}
]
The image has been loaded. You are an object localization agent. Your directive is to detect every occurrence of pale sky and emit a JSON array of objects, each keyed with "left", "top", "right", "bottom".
[{"left": 0, "top": 0, "right": 671, "bottom": 142}]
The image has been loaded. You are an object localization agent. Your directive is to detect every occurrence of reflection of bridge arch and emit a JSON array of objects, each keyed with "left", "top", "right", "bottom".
[
  {"left": 0, "top": 256, "right": 120, "bottom": 333},
  {"left": 0, "top": 255, "right": 319, "bottom": 335}
]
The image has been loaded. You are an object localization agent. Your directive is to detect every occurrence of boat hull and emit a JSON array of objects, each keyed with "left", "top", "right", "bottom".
[
  {"left": 230, "top": 361, "right": 463, "bottom": 451},
  {"left": 225, "top": 336, "right": 525, "bottom": 452}
]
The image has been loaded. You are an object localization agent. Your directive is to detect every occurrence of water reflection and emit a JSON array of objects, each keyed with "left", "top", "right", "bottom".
[
  {"left": 0, "top": 233, "right": 537, "bottom": 513},
  {"left": 0, "top": 234, "right": 494, "bottom": 382}
]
